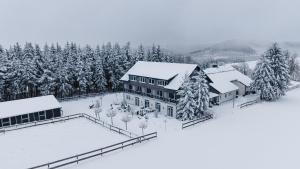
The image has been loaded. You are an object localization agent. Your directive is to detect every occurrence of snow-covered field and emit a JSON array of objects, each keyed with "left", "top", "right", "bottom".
[
  {"left": 1, "top": 87, "right": 300, "bottom": 169},
  {"left": 0, "top": 118, "right": 127, "bottom": 169},
  {"left": 62, "top": 88, "right": 300, "bottom": 169}
]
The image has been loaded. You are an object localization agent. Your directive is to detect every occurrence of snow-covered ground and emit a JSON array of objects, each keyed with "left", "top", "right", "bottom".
[
  {"left": 68, "top": 88, "right": 300, "bottom": 169},
  {"left": 0, "top": 118, "right": 127, "bottom": 169}
]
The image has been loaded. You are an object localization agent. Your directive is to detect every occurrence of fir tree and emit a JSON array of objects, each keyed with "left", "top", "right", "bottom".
[
  {"left": 264, "top": 43, "right": 290, "bottom": 96},
  {"left": 176, "top": 75, "right": 197, "bottom": 120},
  {"left": 251, "top": 57, "right": 279, "bottom": 101},
  {"left": 191, "top": 71, "right": 210, "bottom": 116}
]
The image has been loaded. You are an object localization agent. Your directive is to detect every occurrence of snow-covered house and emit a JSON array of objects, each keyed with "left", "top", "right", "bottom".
[
  {"left": 204, "top": 65, "right": 252, "bottom": 104},
  {"left": 120, "top": 61, "right": 200, "bottom": 117},
  {"left": 0, "top": 95, "right": 62, "bottom": 128}
]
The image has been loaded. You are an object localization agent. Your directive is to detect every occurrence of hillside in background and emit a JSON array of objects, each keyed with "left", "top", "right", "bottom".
[{"left": 188, "top": 40, "right": 300, "bottom": 65}]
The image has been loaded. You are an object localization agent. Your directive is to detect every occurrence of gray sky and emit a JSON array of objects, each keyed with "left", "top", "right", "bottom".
[{"left": 0, "top": 0, "right": 299, "bottom": 52}]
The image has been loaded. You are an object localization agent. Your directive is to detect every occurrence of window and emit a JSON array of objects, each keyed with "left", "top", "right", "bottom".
[
  {"left": 129, "top": 85, "right": 133, "bottom": 90},
  {"left": 16, "top": 115, "right": 22, "bottom": 124},
  {"left": 136, "top": 86, "right": 142, "bottom": 92},
  {"left": 39, "top": 111, "right": 46, "bottom": 120},
  {"left": 157, "top": 90, "right": 163, "bottom": 97},
  {"left": 34, "top": 112, "right": 39, "bottom": 121},
  {"left": 225, "top": 94, "right": 227, "bottom": 98},
  {"left": 145, "top": 100, "right": 150, "bottom": 108},
  {"left": 22, "top": 114, "right": 29, "bottom": 123},
  {"left": 2, "top": 118, "right": 10, "bottom": 126},
  {"left": 146, "top": 88, "right": 152, "bottom": 94},
  {"left": 53, "top": 109, "right": 61, "bottom": 118},
  {"left": 46, "top": 110, "right": 54, "bottom": 119},
  {"left": 167, "top": 106, "right": 173, "bottom": 117},
  {"left": 149, "top": 78, "right": 155, "bottom": 84},
  {"left": 126, "top": 95, "right": 131, "bottom": 100},
  {"left": 141, "top": 77, "right": 146, "bottom": 83},
  {"left": 133, "top": 76, "right": 137, "bottom": 81},
  {"left": 155, "top": 103, "right": 161, "bottom": 112},
  {"left": 157, "top": 80, "right": 165, "bottom": 86},
  {"left": 135, "top": 97, "right": 140, "bottom": 106},
  {"left": 29, "top": 113, "right": 35, "bottom": 122},
  {"left": 169, "top": 92, "right": 174, "bottom": 99},
  {"left": 10, "top": 117, "right": 16, "bottom": 125}
]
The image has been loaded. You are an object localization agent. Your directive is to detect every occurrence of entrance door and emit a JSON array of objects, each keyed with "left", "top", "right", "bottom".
[
  {"left": 135, "top": 97, "right": 140, "bottom": 106},
  {"left": 155, "top": 103, "right": 161, "bottom": 112},
  {"left": 167, "top": 106, "right": 173, "bottom": 117}
]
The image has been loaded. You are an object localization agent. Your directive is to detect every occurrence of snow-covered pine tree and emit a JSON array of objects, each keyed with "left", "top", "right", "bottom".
[
  {"left": 93, "top": 46, "right": 107, "bottom": 92},
  {"left": 135, "top": 44, "right": 145, "bottom": 62},
  {"left": 232, "top": 62, "right": 252, "bottom": 77},
  {"left": 191, "top": 71, "right": 210, "bottom": 116},
  {"left": 287, "top": 52, "right": 300, "bottom": 81},
  {"left": 251, "top": 57, "right": 279, "bottom": 101},
  {"left": 264, "top": 43, "right": 290, "bottom": 96},
  {"left": 176, "top": 75, "right": 197, "bottom": 121},
  {"left": 0, "top": 45, "right": 6, "bottom": 100},
  {"left": 36, "top": 44, "right": 55, "bottom": 96}
]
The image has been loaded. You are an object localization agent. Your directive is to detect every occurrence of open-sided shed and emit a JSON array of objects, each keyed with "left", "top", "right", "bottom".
[{"left": 0, "top": 95, "right": 62, "bottom": 128}]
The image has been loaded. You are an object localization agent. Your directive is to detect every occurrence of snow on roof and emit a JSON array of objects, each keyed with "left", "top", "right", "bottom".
[
  {"left": 0, "top": 95, "right": 61, "bottom": 119},
  {"left": 209, "top": 92, "right": 219, "bottom": 99},
  {"left": 121, "top": 61, "right": 198, "bottom": 90},
  {"left": 204, "top": 65, "right": 252, "bottom": 93}
]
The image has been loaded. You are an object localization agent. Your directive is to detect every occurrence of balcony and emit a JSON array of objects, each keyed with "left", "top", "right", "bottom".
[{"left": 123, "top": 89, "right": 177, "bottom": 104}]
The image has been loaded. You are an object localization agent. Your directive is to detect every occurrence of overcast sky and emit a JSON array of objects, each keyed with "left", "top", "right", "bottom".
[{"left": 0, "top": 0, "right": 299, "bottom": 52}]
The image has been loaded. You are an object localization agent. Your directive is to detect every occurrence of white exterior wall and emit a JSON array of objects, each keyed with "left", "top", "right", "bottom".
[
  {"left": 218, "top": 90, "right": 237, "bottom": 103},
  {"left": 123, "top": 92, "right": 177, "bottom": 117},
  {"left": 231, "top": 81, "right": 247, "bottom": 96}
]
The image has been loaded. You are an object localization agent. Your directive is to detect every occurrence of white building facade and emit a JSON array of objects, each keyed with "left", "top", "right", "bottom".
[
  {"left": 120, "top": 61, "right": 199, "bottom": 118},
  {"left": 204, "top": 65, "right": 253, "bottom": 105}
]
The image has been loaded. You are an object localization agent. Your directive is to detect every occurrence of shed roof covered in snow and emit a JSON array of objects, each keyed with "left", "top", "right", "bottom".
[
  {"left": 0, "top": 95, "right": 61, "bottom": 118},
  {"left": 204, "top": 65, "right": 252, "bottom": 94},
  {"left": 121, "top": 61, "right": 198, "bottom": 90}
]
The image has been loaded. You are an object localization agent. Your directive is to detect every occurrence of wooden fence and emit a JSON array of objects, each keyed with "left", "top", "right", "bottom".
[
  {"left": 0, "top": 114, "right": 82, "bottom": 133},
  {"left": 27, "top": 132, "right": 157, "bottom": 169},
  {"left": 182, "top": 114, "right": 213, "bottom": 129},
  {"left": 0, "top": 113, "right": 138, "bottom": 138},
  {"left": 239, "top": 99, "right": 259, "bottom": 109},
  {"left": 81, "top": 113, "right": 139, "bottom": 138}
]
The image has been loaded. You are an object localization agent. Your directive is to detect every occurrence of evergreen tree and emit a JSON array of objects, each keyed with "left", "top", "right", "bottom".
[
  {"left": 251, "top": 57, "right": 279, "bottom": 101},
  {"left": 93, "top": 46, "right": 107, "bottom": 91},
  {"left": 176, "top": 75, "right": 197, "bottom": 120},
  {"left": 264, "top": 43, "right": 290, "bottom": 96},
  {"left": 191, "top": 71, "right": 210, "bottom": 116},
  {"left": 287, "top": 53, "right": 300, "bottom": 81}
]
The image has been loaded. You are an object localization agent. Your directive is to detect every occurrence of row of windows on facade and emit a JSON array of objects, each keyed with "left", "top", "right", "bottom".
[
  {"left": 0, "top": 108, "right": 61, "bottom": 127},
  {"left": 129, "top": 75, "right": 168, "bottom": 86},
  {"left": 127, "top": 96, "right": 174, "bottom": 117},
  {"left": 128, "top": 85, "right": 175, "bottom": 99}
]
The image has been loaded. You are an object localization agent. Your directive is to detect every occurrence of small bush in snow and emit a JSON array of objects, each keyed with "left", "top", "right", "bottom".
[
  {"left": 138, "top": 120, "right": 148, "bottom": 135},
  {"left": 121, "top": 114, "right": 131, "bottom": 130},
  {"left": 106, "top": 108, "right": 117, "bottom": 125}
]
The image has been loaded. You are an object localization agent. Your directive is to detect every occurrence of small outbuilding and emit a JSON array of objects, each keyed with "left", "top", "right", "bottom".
[
  {"left": 204, "top": 65, "right": 253, "bottom": 104},
  {"left": 0, "top": 95, "right": 62, "bottom": 128}
]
